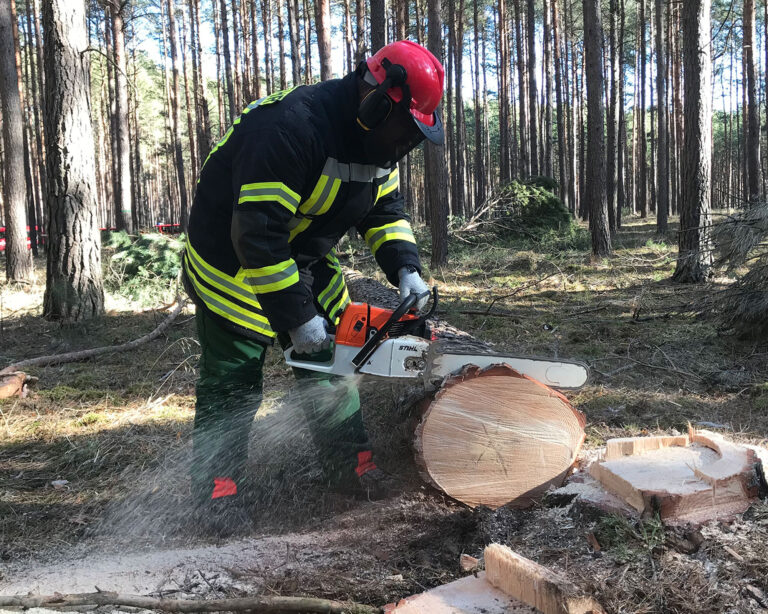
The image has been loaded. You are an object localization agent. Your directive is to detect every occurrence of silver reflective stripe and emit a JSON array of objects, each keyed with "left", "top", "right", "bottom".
[
  {"left": 244, "top": 261, "right": 299, "bottom": 288},
  {"left": 322, "top": 158, "right": 391, "bottom": 183}
]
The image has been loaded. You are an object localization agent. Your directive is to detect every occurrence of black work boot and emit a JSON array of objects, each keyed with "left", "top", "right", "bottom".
[
  {"left": 357, "top": 466, "right": 400, "bottom": 501},
  {"left": 192, "top": 477, "right": 253, "bottom": 537}
]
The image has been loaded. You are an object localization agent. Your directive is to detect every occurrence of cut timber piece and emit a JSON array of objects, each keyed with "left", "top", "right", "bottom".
[
  {"left": 414, "top": 364, "right": 586, "bottom": 509},
  {"left": 0, "top": 371, "right": 37, "bottom": 399},
  {"left": 590, "top": 427, "right": 761, "bottom": 525},
  {"left": 384, "top": 572, "right": 536, "bottom": 613},
  {"left": 484, "top": 543, "right": 605, "bottom": 614}
]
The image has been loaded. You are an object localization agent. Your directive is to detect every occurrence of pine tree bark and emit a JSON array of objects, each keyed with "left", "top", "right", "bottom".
[
  {"left": 552, "top": 0, "right": 567, "bottom": 208},
  {"left": 498, "top": 0, "right": 512, "bottom": 183},
  {"left": 526, "top": 0, "right": 539, "bottom": 176},
  {"left": 42, "top": 0, "right": 104, "bottom": 320},
  {"left": 287, "top": 0, "right": 301, "bottom": 85},
  {"left": 583, "top": 0, "right": 611, "bottom": 257},
  {"left": 0, "top": 0, "right": 32, "bottom": 281},
  {"left": 276, "top": 0, "right": 287, "bottom": 88},
  {"left": 606, "top": 0, "right": 619, "bottom": 232},
  {"left": 219, "top": 0, "right": 235, "bottom": 121},
  {"left": 165, "top": 0, "right": 189, "bottom": 230},
  {"left": 637, "top": 0, "right": 647, "bottom": 218},
  {"left": 673, "top": 0, "right": 713, "bottom": 283},
  {"left": 316, "top": 0, "right": 333, "bottom": 79},
  {"left": 190, "top": 0, "right": 211, "bottom": 159},
  {"left": 250, "top": 1, "right": 262, "bottom": 97},
  {"left": 425, "top": 0, "right": 449, "bottom": 267},
  {"left": 371, "top": 0, "right": 386, "bottom": 51},
  {"left": 356, "top": 0, "right": 366, "bottom": 62},
  {"left": 513, "top": 0, "right": 529, "bottom": 177},
  {"left": 107, "top": 1, "right": 134, "bottom": 233},
  {"left": 452, "top": 0, "right": 467, "bottom": 216},
  {"left": 542, "top": 0, "right": 553, "bottom": 178},
  {"left": 654, "top": 0, "right": 667, "bottom": 234},
  {"left": 743, "top": 0, "right": 761, "bottom": 205}
]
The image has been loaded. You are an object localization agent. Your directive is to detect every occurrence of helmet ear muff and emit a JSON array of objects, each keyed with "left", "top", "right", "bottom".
[{"left": 357, "top": 58, "right": 408, "bottom": 131}]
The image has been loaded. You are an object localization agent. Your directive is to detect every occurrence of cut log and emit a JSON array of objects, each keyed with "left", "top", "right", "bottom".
[
  {"left": 414, "top": 364, "right": 586, "bottom": 509},
  {"left": 590, "top": 427, "right": 762, "bottom": 525},
  {"left": 484, "top": 543, "right": 605, "bottom": 614},
  {"left": 345, "top": 270, "right": 587, "bottom": 509}
]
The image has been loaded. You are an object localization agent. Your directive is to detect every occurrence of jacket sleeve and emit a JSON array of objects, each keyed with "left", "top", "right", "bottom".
[
  {"left": 230, "top": 128, "right": 317, "bottom": 333},
  {"left": 356, "top": 166, "right": 422, "bottom": 286}
]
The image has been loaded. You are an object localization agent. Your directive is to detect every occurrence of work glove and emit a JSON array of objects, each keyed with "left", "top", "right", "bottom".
[
  {"left": 288, "top": 315, "right": 331, "bottom": 355},
  {"left": 398, "top": 266, "right": 430, "bottom": 310}
]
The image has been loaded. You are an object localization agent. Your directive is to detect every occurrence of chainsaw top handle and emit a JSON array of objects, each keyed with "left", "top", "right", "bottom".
[{"left": 352, "top": 287, "right": 437, "bottom": 368}]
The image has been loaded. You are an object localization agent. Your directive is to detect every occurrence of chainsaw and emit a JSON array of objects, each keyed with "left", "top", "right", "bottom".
[{"left": 284, "top": 289, "right": 589, "bottom": 389}]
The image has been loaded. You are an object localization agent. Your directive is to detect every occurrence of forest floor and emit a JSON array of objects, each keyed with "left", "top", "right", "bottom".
[{"left": 1, "top": 217, "right": 767, "bottom": 613}]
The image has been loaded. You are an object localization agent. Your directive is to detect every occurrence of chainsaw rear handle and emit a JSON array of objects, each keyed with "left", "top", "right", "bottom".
[{"left": 352, "top": 287, "right": 437, "bottom": 368}]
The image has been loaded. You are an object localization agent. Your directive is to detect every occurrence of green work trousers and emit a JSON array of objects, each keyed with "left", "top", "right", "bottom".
[{"left": 192, "top": 309, "right": 370, "bottom": 500}]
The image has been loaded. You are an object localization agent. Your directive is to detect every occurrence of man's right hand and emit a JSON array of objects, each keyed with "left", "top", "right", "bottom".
[{"left": 288, "top": 315, "right": 331, "bottom": 354}]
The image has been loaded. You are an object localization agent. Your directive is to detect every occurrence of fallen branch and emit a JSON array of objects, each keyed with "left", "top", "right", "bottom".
[
  {"left": 0, "top": 590, "right": 381, "bottom": 613},
  {"left": 0, "top": 299, "right": 186, "bottom": 376}
]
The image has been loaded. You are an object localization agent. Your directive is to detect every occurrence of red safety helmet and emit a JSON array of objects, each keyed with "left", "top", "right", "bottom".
[{"left": 365, "top": 40, "right": 445, "bottom": 144}]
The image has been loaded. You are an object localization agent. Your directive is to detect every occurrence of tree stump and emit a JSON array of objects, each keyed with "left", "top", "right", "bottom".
[{"left": 414, "top": 365, "right": 586, "bottom": 509}]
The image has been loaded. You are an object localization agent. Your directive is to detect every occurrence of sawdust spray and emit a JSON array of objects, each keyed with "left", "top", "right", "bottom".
[{"left": 88, "top": 372, "right": 366, "bottom": 545}]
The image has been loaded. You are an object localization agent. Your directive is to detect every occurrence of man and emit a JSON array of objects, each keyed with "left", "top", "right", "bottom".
[{"left": 182, "top": 40, "right": 444, "bottom": 521}]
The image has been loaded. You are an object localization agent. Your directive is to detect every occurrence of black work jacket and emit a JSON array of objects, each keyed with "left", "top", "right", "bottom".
[{"left": 183, "top": 72, "right": 421, "bottom": 344}]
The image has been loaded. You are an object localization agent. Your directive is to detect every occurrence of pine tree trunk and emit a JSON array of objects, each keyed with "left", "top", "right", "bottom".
[
  {"left": 276, "top": 0, "right": 287, "bottom": 88},
  {"left": 743, "top": 0, "right": 761, "bottom": 205},
  {"left": 452, "top": 0, "right": 466, "bottom": 216},
  {"left": 371, "top": 0, "right": 386, "bottom": 51},
  {"left": 316, "top": 0, "right": 332, "bottom": 79},
  {"left": 219, "top": 0, "right": 235, "bottom": 121},
  {"left": 191, "top": 0, "right": 211, "bottom": 159},
  {"left": 637, "top": 0, "right": 647, "bottom": 218},
  {"left": 231, "top": 0, "right": 241, "bottom": 109},
  {"left": 606, "top": 0, "right": 619, "bottom": 232},
  {"left": 286, "top": 0, "right": 299, "bottom": 85},
  {"left": 497, "top": 0, "right": 511, "bottom": 183},
  {"left": 250, "top": 1, "right": 262, "bottom": 97},
  {"left": 673, "top": 0, "right": 713, "bottom": 283},
  {"left": 583, "top": 0, "right": 611, "bottom": 257},
  {"left": 166, "top": 0, "right": 189, "bottom": 230},
  {"left": 356, "top": 0, "right": 366, "bottom": 62},
  {"left": 655, "top": 0, "right": 668, "bottom": 234},
  {"left": 425, "top": 0, "right": 449, "bottom": 267},
  {"left": 109, "top": 3, "right": 134, "bottom": 233},
  {"left": 513, "top": 0, "right": 529, "bottom": 177},
  {"left": 542, "top": 0, "right": 553, "bottom": 178},
  {"left": 473, "top": 0, "right": 486, "bottom": 206},
  {"left": 180, "top": 10, "right": 198, "bottom": 183},
  {"left": 526, "top": 0, "right": 539, "bottom": 176},
  {"left": 0, "top": 0, "right": 32, "bottom": 282},
  {"left": 42, "top": 0, "right": 104, "bottom": 321}
]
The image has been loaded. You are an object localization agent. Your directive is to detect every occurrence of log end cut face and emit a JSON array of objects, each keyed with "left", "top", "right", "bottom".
[{"left": 417, "top": 365, "right": 586, "bottom": 509}]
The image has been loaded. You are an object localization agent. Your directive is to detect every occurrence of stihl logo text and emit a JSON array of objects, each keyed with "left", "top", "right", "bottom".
[{"left": 399, "top": 345, "right": 419, "bottom": 352}]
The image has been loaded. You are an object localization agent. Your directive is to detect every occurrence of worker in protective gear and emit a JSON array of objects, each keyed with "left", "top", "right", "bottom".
[{"left": 183, "top": 40, "right": 444, "bottom": 524}]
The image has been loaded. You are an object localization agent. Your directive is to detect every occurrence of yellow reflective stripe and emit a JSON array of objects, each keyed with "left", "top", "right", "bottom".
[
  {"left": 315, "top": 178, "right": 341, "bottom": 215},
  {"left": 364, "top": 220, "right": 416, "bottom": 255},
  {"left": 185, "top": 240, "right": 261, "bottom": 307},
  {"left": 238, "top": 182, "right": 300, "bottom": 214},
  {"left": 375, "top": 168, "right": 400, "bottom": 202},
  {"left": 185, "top": 259, "right": 274, "bottom": 336},
  {"left": 327, "top": 287, "right": 350, "bottom": 322},
  {"left": 317, "top": 269, "right": 344, "bottom": 308},
  {"left": 241, "top": 259, "right": 300, "bottom": 293},
  {"left": 288, "top": 217, "right": 311, "bottom": 242}
]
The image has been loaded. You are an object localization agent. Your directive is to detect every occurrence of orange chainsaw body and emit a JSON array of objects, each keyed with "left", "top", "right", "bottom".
[{"left": 335, "top": 302, "right": 420, "bottom": 347}]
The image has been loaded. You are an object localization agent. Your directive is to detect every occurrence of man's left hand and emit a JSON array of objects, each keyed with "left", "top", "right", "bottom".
[{"left": 398, "top": 266, "right": 429, "bottom": 310}]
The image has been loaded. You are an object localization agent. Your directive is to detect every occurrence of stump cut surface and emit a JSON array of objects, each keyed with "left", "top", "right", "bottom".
[{"left": 414, "top": 364, "right": 586, "bottom": 509}]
